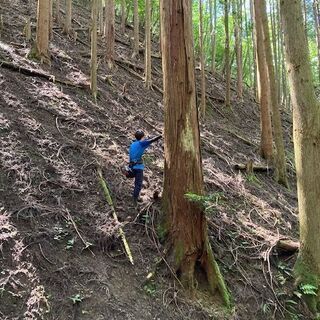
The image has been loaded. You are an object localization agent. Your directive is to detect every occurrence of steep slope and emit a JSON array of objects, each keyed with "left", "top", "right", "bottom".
[{"left": 0, "top": 1, "right": 308, "bottom": 319}]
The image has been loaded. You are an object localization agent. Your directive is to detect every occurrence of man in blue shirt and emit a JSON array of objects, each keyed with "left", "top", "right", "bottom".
[{"left": 129, "top": 130, "right": 162, "bottom": 203}]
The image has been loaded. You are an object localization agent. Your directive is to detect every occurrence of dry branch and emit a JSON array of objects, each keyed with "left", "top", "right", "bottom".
[
  {"left": 0, "top": 60, "right": 89, "bottom": 89},
  {"left": 97, "top": 169, "right": 134, "bottom": 265},
  {"left": 234, "top": 163, "right": 273, "bottom": 172}
]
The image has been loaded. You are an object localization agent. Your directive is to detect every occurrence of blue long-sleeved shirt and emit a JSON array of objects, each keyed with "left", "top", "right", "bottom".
[{"left": 129, "top": 139, "right": 153, "bottom": 170}]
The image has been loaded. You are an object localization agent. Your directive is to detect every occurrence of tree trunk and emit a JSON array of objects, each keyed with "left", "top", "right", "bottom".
[
  {"left": 258, "top": 0, "right": 288, "bottom": 186},
  {"left": 35, "top": 0, "right": 50, "bottom": 63},
  {"left": 313, "top": 0, "right": 320, "bottom": 84},
  {"left": 121, "top": 0, "right": 126, "bottom": 34},
  {"left": 280, "top": 0, "right": 320, "bottom": 314},
  {"left": 91, "top": 0, "right": 98, "bottom": 99},
  {"left": 199, "top": 0, "right": 206, "bottom": 116},
  {"left": 98, "top": 0, "right": 104, "bottom": 35},
  {"left": 253, "top": 0, "right": 273, "bottom": 161},
  {"left": 49, "top": 0, "right": 53, "bottom": 39},
  {"left": 250, "top": 0, "right": 258, "bottom": 99},
  {"left": 144, "top": 0, "right": 152, "bottom": 88},
  {"left": 160, "top": 0, "right": 230, "bottom": 306},
  {"left": 209, "top": 0, "right": 217, "bottom": 73},
  {"left": 55, "top": 0, "right": 60, "bottom": 25},
  {"left": 132, "top": 0, "right": 139, "bottom": 58},
  {"left": 234, "top": 0, "right": 243, "bottom": 99},
  {"left": 224, "top": 0, "right": 231, "bottom": 108},
  {"left": 63, "top": 0, "right": 72, "bottom": 34},
  {"left": 105, "top": 0, "right": 115, "bottom": 69}
]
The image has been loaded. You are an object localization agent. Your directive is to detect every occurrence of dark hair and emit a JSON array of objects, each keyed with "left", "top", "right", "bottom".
[{"left": 135, "top": 130, "right": 145, "bottom": 140}]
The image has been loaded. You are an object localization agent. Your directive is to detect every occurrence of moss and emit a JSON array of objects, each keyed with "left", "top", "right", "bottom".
[{"left": 174, "top": 239, "right": 185, "bottom": 269}]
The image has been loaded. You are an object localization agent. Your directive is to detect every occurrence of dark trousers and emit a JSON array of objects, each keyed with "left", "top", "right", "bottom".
[{"left": 133, "top": 169, "right": 144, "bottom": 199}]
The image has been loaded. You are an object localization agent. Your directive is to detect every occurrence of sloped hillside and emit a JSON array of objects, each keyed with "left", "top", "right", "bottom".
[{"left": 0, "top": 1, "right": 308, "bottom": 319}]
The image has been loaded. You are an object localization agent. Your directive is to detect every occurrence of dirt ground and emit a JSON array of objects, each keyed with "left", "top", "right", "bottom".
[{"left": 0, "top": 1, "right": 311, "bottom": 319}]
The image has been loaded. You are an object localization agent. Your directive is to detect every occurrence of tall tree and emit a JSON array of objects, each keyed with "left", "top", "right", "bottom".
[
  {"left": 144, "top": 0, "right": 152, "bottom": 88},
  {"left": 224, "top": 0, "right": 231, "bottom": 108},
  {"left": 160, "top": 0, "right": 230, "bottom": 306},
  {"left": 233, "top": 0, "right": 243, "bottom": 99},
  {"left": 132, "top": 0, "right": 139, "bottom": 58},
  {"left": 253, "top": 0, "right": 273, "bottom": 161},
  {"left": 121, "top": 0, "right": 126, "bottom": 34},
  {"left": 313, "top": 0, "right": 320, "bottom": 83},
  {"left": 199, "top": 0, "right": 206, "bottom": 116},
  {"left": 98, "top": 0, "right": 104, "bottom": 35},
  {"left": 280, "top": 0, "right": 320, "bottom": 314},
  {"left": 63, "top": 0, "right": 72, "bottom": 35},
  {"left": 258, "top": 0, "right": 288, "bottom": 186},
  {"left": 105, "top": 0, "right": 115, "bottom": 69},
  {"left": 91, "top": 0, "right": 98, "bottom": 99},
  {"left": 250, "top": 0, "right": 258, "bottom": 98},
  {"left": 54, "top": 0, "right": 61, "bottom": 25},
  {"left": 209, "top": 0, "right": 217, "bottom": 72},
  {"left": 35, "top": 0, "right": 50, "bottom": 63}
]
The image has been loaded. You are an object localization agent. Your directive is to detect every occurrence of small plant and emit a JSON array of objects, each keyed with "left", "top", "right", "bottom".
[
  {"left": 245, "top": 173, "right": 261, "bottom": 186},
  {"left": 299, "top": 283, "right": 318, "bottom": 296},
  {"left": 185, "top": 192, "right": 224, "bottom": 215},
  {"left": 65, "top": 238, "right": 75, "bottom": 250},
  {"left": 53, "top": 226, "right": 69, "bottom": 241},
  {"left": 143, "top": 282, "right": 156, "bottom": 296},
  {"left": 69, "top": 294, "right": 83, "bottom": 304}
]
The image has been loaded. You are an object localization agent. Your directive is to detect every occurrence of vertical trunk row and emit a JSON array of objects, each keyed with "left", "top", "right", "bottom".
[
  {"left": 91, "top": 0, "right": 98, "bottom": 99},
  {"left": 253, "top": 0, "right": 273, "bottom": 161},
  {"left": 105, "top": 0, "right": 115, "bottom": 69},
  {"left": 259, "top": 0, "right": 288, "bottom": 186},
  {"left": 144, "top": 0, "right": 152, "bottom": 88},
  {"left": 199, "top": 0, "right": 206, "bottom": 116},
  {"left": 280, "top": 0, "right": 320, "bottom": 314},
  {"left": 224, "top": 0, "right": 231, "bottom": 108}
]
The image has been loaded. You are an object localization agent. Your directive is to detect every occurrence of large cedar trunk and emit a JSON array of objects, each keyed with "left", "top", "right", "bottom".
[
  {"left": 258, "top": 0, "right": 288, "bottom": 186},
  {"left": 160, "top": 0, "right": 230, "bottom": 306},
  {"left": 280, "top": 0, "right": 320, "bottom": 313},
  {"left": 90, "top": 0, "right": 98, "bottom": 99},
  {"left": 253, "top": 0, "right": 273, "bottom": 161},
  {"left": 105, "top": 0, "right": 115, "bottom": 69},
  {"left": 35, "top": 0, "right": 50, "bottom": 62},
  {"left": 144, "top": 0, "right": 152, "bottom": 88}
]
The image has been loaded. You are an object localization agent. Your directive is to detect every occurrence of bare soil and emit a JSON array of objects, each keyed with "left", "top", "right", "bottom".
[{"left": 0, "top": 1, "right": 310, "bottom": 319}]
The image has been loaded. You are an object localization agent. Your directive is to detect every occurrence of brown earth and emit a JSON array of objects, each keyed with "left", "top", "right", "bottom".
[{"left": 0, "top": 1, "right": 311, "bottom": 319}]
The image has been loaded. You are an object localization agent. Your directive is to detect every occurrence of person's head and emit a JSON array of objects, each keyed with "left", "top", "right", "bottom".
[{"left": 134, "top": 130, "right": 145, "bottom": 141}]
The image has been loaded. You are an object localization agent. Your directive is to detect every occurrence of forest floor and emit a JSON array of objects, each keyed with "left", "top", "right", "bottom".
[{"left": 0, "top": 1, "right": 311, "bottom": 319}]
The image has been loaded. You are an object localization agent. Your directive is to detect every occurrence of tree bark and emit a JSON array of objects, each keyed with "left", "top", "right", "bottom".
[
  {"left": 63, "top": 0, "right": 72, "bottom": 34},
  {"left": 35, "top": 0, "right": 50, "bottom": 63},
  {"left": 144, "top": 0, "right": 152, "bottom": 88},
  {"left": 280, "top": 0, "right": 320, "bottom": 314},
  {"left": 105, "top": 0, "right": 115, "bottom": 69},
  {"left": 199, "top": 0, "right": 206, "bottom": 116},
  {"left": 313, "top": 0, "right": 320, "bottom": 84},
  {"left": 121, "top": 0, "right": 126, "bottom": 34},
  {"left": 91, "top": 0, "right": 98, "bottom": 99},
  {"left": 160, "top": 0, "right": 230, "bottom": 306},
  {"left": 258, "top": 0, "right": 288, "bottom": 186},
  {"left": 54, "top": 0, "right": 60, "bottom": 25},
  {"left": 224, "top": 0, "right": 231, "bottom": 108},
  {"left": 98, "top": 0, "right": 104, "bottom": 35},
  {"left": 250, "top": 0, "right": 258, "bottom": 99},
  {"left": 253, "top": 0, "right": 273, "bottom": 161},
  {"left": 234, "top": 0, "right": 243, "bottom": 99},
  {"left": 132, "top": 0, "right": 139, "bottom": 58}
]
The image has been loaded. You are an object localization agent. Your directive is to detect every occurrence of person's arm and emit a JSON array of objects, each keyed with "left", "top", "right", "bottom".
[{"left": 140, "top": 135, "right": 162, "bottom": 148}]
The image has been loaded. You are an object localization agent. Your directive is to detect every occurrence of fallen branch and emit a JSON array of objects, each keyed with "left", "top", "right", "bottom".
[
  {"left": 97, "top": 169, "right": 134, "bottom": 265},
  {"left": 0, "top": 60, "right": 89, "bottom": 89},
  {"left": 276, "top": 239, "right": 299, "bottom": 254},
  {"left": 233, "top": 163, "right": 273, "bottom": 172}
]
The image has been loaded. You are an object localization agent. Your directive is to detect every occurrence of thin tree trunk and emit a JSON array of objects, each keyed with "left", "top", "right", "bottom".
[
  {"left": 105, "top": 0, "right": 115, "bottom": 69},
  {"left": 233, "top": 0, "right": 243, "bottom": 99},
  {"left": 280, "top": 0, "right": 320, "bottom": 314},
  {"left": 49, "top": 0, "right": 53, "bottom": 39},
  {"left": 199, "top": 0, "right": 206, "bottom": 116},
  {"left": 121, "top": 0, "right": 126, "bottom": 34},
  {"left": 98, "top": 0, "right": 104, "bottom": 35},
  {"left": 258, "top": 0, "right": 288, "bottom": 186},
  {"left": 63, "top": 0, "right": 72, "bottom": 34},
  {"left": 55, "top": 0, "right": 60, "bottom": 25},
  {"left": 313, "top": 0, "right": 320, "bottom": 84},
  {"left": 253, "top": 0, "right": 273, "bottom": 161},
  {"left": 224, "top": 0, "right": 231, "bottom": 108},
  {"left": 144, "top": 0, "right": 152, "bottom": 88},
  {"left": 160, "top": 0, "right": 230, "bottom": 306},
  {"left": 209, "top": 0, "right": 217, "bottom": 73},
  {"left": 132, "top": 0, "right": 139, "bottom": 58},
  {"left": 35, "top": 0, "right": 50, "bottom": 63},
  {"left": 91, "top": 0, "right": 98, "bottom": 99},
  {"left": 250, "top": 0, "right": 258, "bottom": 98}
]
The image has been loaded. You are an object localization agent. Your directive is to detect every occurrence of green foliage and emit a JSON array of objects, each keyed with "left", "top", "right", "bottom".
[
  {"left": 185, "top": 191, "right": 224, "bottom": 215},
  {"left": 69, "top": 293, "right": 84, "bottom": 304},
  {"left": 143, "top": 281, "right": 156, "bottom": 296},
  {"left": 299, "top": 283, "right": 318, "bottom": 296},
  {"left": 65, "top": 238, "right": 75, "bottom": 250}
]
